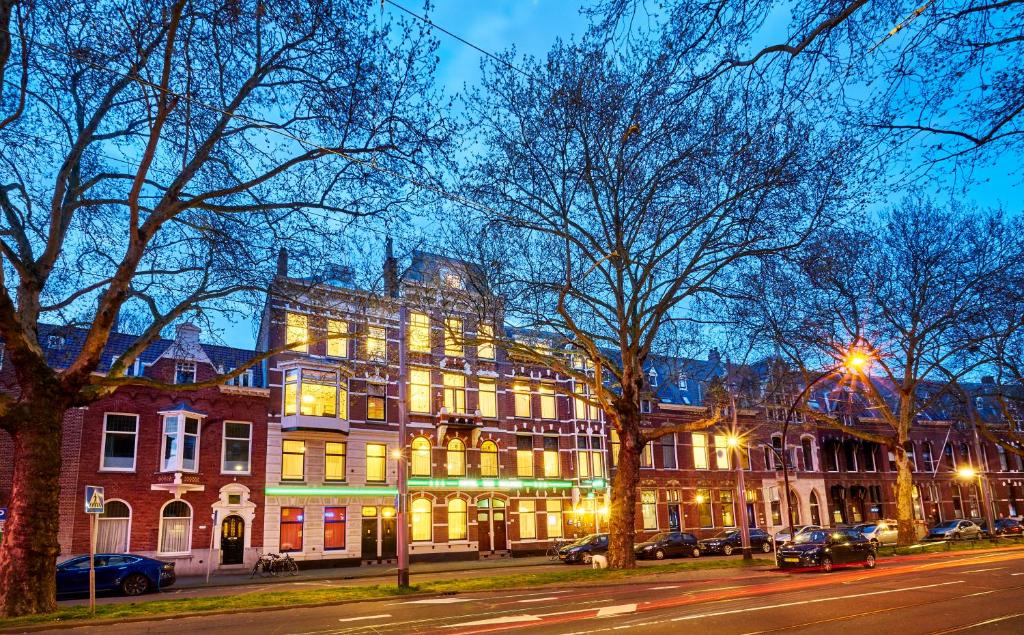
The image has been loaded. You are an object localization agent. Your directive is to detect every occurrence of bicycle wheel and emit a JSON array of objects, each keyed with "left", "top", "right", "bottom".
[
  {"left": 250, "top": 561, "right": 261, "bottom": 578},
  {"left": 286, "top": 558, "right": 298, "bottom": 576}
]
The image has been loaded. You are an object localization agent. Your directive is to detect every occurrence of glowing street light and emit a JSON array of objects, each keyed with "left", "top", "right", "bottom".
[
  {"left": 843, "top": 349, "right": 872, "bottom": 373},
  {"left": 956, "top": 466, "right": 977, "bottom": 480}
]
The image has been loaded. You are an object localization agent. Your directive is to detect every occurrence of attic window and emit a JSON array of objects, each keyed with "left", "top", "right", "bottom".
[
  {"left": 226, "top": 368, "right": 254, "bottom": 388},
  {"left": 440, "top": 268, "right": 464, "bottom": 290},
  {"left": 47, "top": 335, "right": 66, "bottom": 349},
  {"left": 640, "top": 399, "right": 652, "bottom": 414},
  {"left": 175, "top": 362, "right": 196, "bottom": 384},
  {"left": 677, "top": 373, "right": 687, "bottom": 390},
  {"left": 648, "top": 368, "right": 658, "bottom": 387}
]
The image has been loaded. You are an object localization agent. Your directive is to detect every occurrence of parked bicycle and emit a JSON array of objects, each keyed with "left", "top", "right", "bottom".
[
  {"left": 546, "top": 537, "right": 573, "bottom": 561},
  {"left": 250, "top": 552, "right": 299, "bottom": 578}
]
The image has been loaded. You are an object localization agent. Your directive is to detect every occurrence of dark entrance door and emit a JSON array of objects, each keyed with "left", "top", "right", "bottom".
[
  {"left": 478, "top": 499, "right": 492, "bottom": 552},
  {"left": 491, "top": 499, "right": 507, "bottom": 550},
  {"left": 381, "top": 516, "right": 397, "bottom": 559},
  {"left": 361, "top": 518, "right": 378, "bottom": 561},
  {"left": 667, "top": 504, "right": 681, "bottom": 531},
  {"left": 221, "top": 515, "right": 244, "bottom": 565}
]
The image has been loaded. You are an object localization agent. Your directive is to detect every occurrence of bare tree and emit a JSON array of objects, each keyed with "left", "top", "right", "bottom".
[
  {"left": 736, "top": 199, "right": 1024, "bottom": 545},
  {"left": 0, "top": 0, "right": 449, "bottom": 616},
  {"left": 459, "top": 24, "right": 853, "bottom": 568}
]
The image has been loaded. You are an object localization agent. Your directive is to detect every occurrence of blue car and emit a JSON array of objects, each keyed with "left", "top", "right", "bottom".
[{"left": 56, "top": 554, "right": 176, "bottom": 596}]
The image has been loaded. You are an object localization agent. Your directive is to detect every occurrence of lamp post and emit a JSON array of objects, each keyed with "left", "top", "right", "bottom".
[
  {"left": 396, "top": 305, "right": 410, "bottom": 588},
  {"left": 956, "top": 465, "right": 996, "bottom": 539},
  {"left": 727, "top": 431, "right": 752, "bottom": 560}
]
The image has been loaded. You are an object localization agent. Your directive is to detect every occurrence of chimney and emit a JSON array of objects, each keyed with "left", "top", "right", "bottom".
[
  {"left": 276, "top": 248, "right": 288, "bottom": 277},
  {"left": 383, "top": 236, "right": 399, "bottom": 298},
  {"left": 708, "top": 348, "right": 721, "bottom": 365}
]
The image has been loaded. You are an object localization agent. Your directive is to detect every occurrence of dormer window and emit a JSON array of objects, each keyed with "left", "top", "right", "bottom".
[
  {"left": 640, "top": 399, "right": 653, "bottom": 414},
  {"left": 47, "top": 335, "right": 66, "bottom": 349},
  {"left": 159, "top": 407, "right": 205, "bottom": 472},
  {"left": 441, "top": 268, "right": 464, "bottom": 289},
  {"left": 677, "top": 372, "right": 688, "bottom": 390},
  {"left": 175, "top": 362, "right": 196, "bottom": 384},
  {"left": 648, "top": 368, "right": 658, "bottom": 387},
  {"left": 226, "top": 368, "right": 255, "bottom": 388}
]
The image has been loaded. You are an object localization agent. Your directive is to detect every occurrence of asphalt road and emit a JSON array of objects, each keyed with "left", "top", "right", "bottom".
[{"left": 41, "top": 548, "right": 1024, "bottom": 635}]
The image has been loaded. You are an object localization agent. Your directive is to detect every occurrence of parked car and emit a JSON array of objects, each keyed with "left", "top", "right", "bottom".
[
  {"left": 979, "top": 518, "right": 1024, "bottom": 538},
  {"left": 776, "top": 529, "right": 877, "bottom": 573},
  {"left": 773, "top": 524, "right": 822, "bottom": 544},
  {"left": 558, "top": 533, "right": 609, "bottom": 564},
  {"left": 634, "top": 531, "right": 701, "bottom": 560},
  {"left": 56, "top": 554, "right": 176, "bottom": 596},
  {"left": 925, "top": 519, "right": 983, "bottom": 541},
  {"left": 855, "top": 520, "right": 899, "bottom": 546},
  {"left": 698, "top": 528, "right": 774, "bottom": 555}
]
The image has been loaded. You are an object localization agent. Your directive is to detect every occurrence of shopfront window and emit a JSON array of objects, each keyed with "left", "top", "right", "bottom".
[{"left": 280, "top": 507, "right": 303, "bottom": 552}]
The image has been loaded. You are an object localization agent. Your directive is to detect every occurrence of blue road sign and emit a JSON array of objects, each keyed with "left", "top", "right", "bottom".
[
  {"left": 0, "top": 507, "right": 7, "bottom": 522},
  {"left": 84, "top": 486, "right": 105, "bottom": 514}
]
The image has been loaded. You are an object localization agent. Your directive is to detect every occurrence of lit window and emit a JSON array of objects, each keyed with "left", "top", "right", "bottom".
[
  {"left": 697, "top": 488, "right": 713, "bottom": 528},
  {"left": 516, "top": 436, "right": 534, "bottom": 477},
  {"left": 324, "top": 507, "right": 346, "bottom": 550},
  {"left": 543, "top": 437, "right": 560, "bottom": 477},
  {"left": 366, "top": 326, "right": 386, "bottom": 361},
  {"left": 280, "top": 507, "right": 303, "bottom": 552},
  {"left": 477, "top": 323, "right": 495, "bottom": 359},
  {"left": 610, "top": 429, "right": 620, "bottom": 468},
  {"left": 478, "top": 378, "right": 497, "bottom": 417},
  {"left": 326, "top": 442, "right": 346, "bottom": 481},
  {"left": 410, "top": 369, "right": 431, "bottom": 413},
  {"left": 327, "top": 319, "right": 348, "bottom": 358},
  {"left": 366, "top": 382, "right": 386, "bottom": 421},
  {"left": 574, "top": 383, "right": 600, "bottom": 419},
  {"left": 641, "top": 490, "right": 658, "bottom": 530},
  {"left": 546, "top": 500, "right": 563, "bottom": 538},
  {"left": 480, "top": 441, "right": 499, "bottom": 477},
  {"left": 514, "top": 382, "right": 531, "bottom": 418},
  {"left": 283, "top": 369, "right": 346, "bottom": 419},
  {"left": 286, "top": 313, "right": 307, "bottom": 352},
  {"left": 518, "top": 500, "right": 536, "bottom": 539},
  {"left": 448, "top": 499, "right": 468, "bottom": 540},
  {"left": 161, "top": 414, "right": 201, "bottom": 472},
  {"left": 640, "top": 442, "right": 654, "bottom": 468},
  {"left": 411, "top": 437, "right": 432, "bottom": 476},
  {"left": 411, "top": 498, "right": 432, "bottom": 541},
  {"left": 101, "top": 414, "right": 138, "bottom": 471},
  {"left": 222, "top": 422, "right": 251, "bottom": 473},
  {"left": 366, "top": 443, "right": 387, "bottom": 483},
  {"left": 577, "top": 436, "right": 604, "bottom": 478},
  {"left": 159, "top": 501, "right": 192, "bottom": 554},
  {"left": 174, "top": 362, "right": 196, "bottom": 384},
  {"left": 539, "top": 384, "right": 556, "bottom": 419},
  {"left": 282, "top": 440, "right": 305, "bottom": 480},
  {"left": 444, "top": 318, "right": 463, "bottom": 356},
  {"left": 719, "top": 490, "right": 735, "bottom": 527},
  {"left": 692, "top": 433, "right": 709, "bottom": 470},
  {"left": 714, "top": 434, "right": 730, "bottom": 469},
  {"left": 443, "top": 373, "right": 466, "bottom": 413},
  {"left": 447, "top": 438, "right": 466, "bottom": 477},
  {"left": 409, "top": 312, "right": 431, "bottom": 353}
]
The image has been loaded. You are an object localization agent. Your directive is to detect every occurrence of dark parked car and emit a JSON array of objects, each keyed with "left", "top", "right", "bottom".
[
  {"left": 925, "top": 519, "right": 983, "bottom": 541},
  {"left": 980, "top": 518, "right": 1024, "bottom": 538},
  {"left": 698, "top": 528, "right": 774, "bottom": 555},
  {"left": 776, "top": 529, "right": 877, "bottom": 572},
  {"left": 57, "top": 554, "right": 176, "bottom": 596},
  {"left": 634, "top": 531, "right": 700, "bottom": 560},
  {"left": 558, "top": 533, "right": 609, "bottom": 564}
]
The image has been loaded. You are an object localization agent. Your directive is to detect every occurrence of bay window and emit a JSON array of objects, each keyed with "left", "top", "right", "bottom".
[
  {"left": 283, "top": 368, "right": 347, "bottom": 419},
  {"left": 161, "top": 412, "right": 201, "bottom": 472}
]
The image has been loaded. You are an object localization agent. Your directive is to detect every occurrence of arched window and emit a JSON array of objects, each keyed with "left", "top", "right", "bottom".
[
  {"left": 809, "top": 491, "right": 821, "bottom": 526},
  {"left": 448, "top": 498, "right": 468, "bottom": 540},
  {"left": 159, "top": 500, "right": 192, "bottom": 554},
  {"left": 480, "top": 441, "right": 499, "bottom": 477},
  {"left": 97, "top": 500, "right": 131, "bottom": 553},
  {"left": 411, "top": 437, "right": 431, "bottom": 476},
  {"left": 447, "top": 438, "right": 466, "bottom": 476},
  {"left": 411, "top": 498, "right": 432, "bottom": 542},
  {"left": 788, "top": 490, "right": 801, "bottom": 525}
]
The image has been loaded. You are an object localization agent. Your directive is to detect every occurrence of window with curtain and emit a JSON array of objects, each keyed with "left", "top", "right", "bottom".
[
  {"left": 513, "top": 382, "right": 531, "bottom": 417},
  {"left": 696, "top": 488, "right": 713, "bottom": 528},
  {"left": 282, "top": 440, "right": 305, "bottom": 480},
  {"left": 409, "top": 312, "right": 431, "bottom": 352},
  {"left": 411, "top": 437, "right": 432, "bottom": 476},
  {"left": 448, "top": 499, "right": 468, "bottom": 540},
  {"left": 543, "top": 437, "right": 559, "bottom": 477},
  {"left": 692, "top": 433, "right": 709, "bottom": 470},
  {"left": 640, "top": 441, "right": 654, "bottom": 468},
  {"left": 480, "top": 440, "right": 499, "bottom": 477},
  {"left": 286, "top": 312, "right": 307, "bottom": 352},
  {"left": 447, "top": 438, "right": 466, "bottom": 476},
  {"left": 366, "top": 382, "right": 386, "bottom": 421},
  {"left": 101, "top": 413, "right": 138, "bottom": 471},
  {"left": 539, "top": 384, "right": 556, "bottom": 419},
  {"left": 97, "top": 501, "right": 131, "bottom": 553},
  {"left": 410, "top": 369, "right": 431, "bottom": 413},
  {"left": 280, "top": 507, "right": 303, "bottom": 552},
  {"left": 324, "top": 507, "right": 346, "bottom": 550},
  {"left": 546, "top": 499, "right": 563, "bottom": 538},
  {"left": 411, "top": 498, "right": 432, "bottom": 541},
  {"left": 161, "top": 414, "right": 200, "bottom": 472},
  {"left": 516, "top": 436, "right": 534, "bottom": 477},
  {"left": 518, "top": 500, "right": 536, "bottom": 539},
  {"left": 327, "top": 319, "right": 348, "bottom": 357},
  {"left": 478, "top": 379, "right": 497, "bottom": 417},
  {"left": 366, "top": 443, "right": 387, "bottom": 482},
  {"left": 718, "top": 490, "right": 735, "bottom": 527},
  {"left": 477, "top": 323, "right": 495, "bottom": 359},
  {"left": 325, "top": 442, "right": 346, "bottom": 481},
  {"left": 159, "top": 501, "right": 192, "bottom": 554},
  {"left": 443, "top": 373, "right": 466, "bottom": 413},
  {"left": 641, "top": 490, "right": 658, "bottom": 529}
]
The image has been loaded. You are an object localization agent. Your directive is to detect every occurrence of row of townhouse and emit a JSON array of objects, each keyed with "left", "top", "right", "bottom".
[{"left": 3, "top": 248, "right": 1023, "bottom": 574}]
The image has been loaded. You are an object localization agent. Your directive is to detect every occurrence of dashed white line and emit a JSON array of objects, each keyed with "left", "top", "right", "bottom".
[
  {"left": 649, "top": 585, "right": 680, "bottom": 590},
  {"left": 963, "top": 567, "right": 1006, "bottom": 573},
  {"left": 454, "top": 615, "right": 542, "bottom": 627},
  {"left": 1010, "top": 572, "right": 1024, "bottom": 576},
  {"left": 517, "top": 596, "right": 560, "bottom": 603},
  {"left": 405, "top": 597, "right": 476, "bottom": 604},
  {"left": 596, "top": 603, "right": 637, "bottom": 617},
  {"left": 336, "top": 614, "right": 391, "bottom": 623}
]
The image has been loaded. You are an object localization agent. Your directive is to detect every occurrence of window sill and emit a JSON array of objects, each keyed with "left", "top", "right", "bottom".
[
  {"left": 222, "top": 471, "right": 252, "bottom": 476},
  {"left": 99, "top": 468, "right": 136, "bottom": 473}
]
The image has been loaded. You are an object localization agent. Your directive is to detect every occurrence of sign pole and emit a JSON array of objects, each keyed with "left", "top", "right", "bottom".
[
  {"left": 206, "top": 510, "right": 218, "bottom": 584},
  {"left": 88, "top": 512, "right": 97, "bottom": 614}
]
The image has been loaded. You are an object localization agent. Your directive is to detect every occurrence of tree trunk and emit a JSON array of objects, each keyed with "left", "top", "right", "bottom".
[
  {"left": 607, "top": 418, "right": 642, "bottom": 569},
  {"left": 0, "top": 403, "right": 65, "bottom": 617},
  {"left": 893, "top": 445, "right": 916, "bottom": 547}
]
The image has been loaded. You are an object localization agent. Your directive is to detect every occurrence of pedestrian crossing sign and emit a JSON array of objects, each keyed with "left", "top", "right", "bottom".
[{"left": 84, "top": 486, "right": 104, "bottom": 514}]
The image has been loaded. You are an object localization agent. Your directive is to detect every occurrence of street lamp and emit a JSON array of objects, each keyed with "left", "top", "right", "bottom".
[
  {"left": 727, "top": 433, "right": 753, "bottom": 560},
  {"left": 956, "top": 464, "right": 996, "bottom": 539}
]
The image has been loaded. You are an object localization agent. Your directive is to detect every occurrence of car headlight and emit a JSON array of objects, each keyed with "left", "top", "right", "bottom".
[{"left": 643, "top": 545, "right": 654, "bottom": 550}]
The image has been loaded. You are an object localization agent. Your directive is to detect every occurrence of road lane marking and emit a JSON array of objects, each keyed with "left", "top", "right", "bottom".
[
  {"left": 456, "top": 615, "right": 542, "bottom": 626},
  {"left": 962, "top": 567, "right": 1006, "bottom": 573},
  {"left": 929, "top": 611, "right": 1024, "bottom": 634},
  {"left": 1010, "top": 572, "right": 1024, "bottom": 576},
  {"left": 405, "top": 597, "right": 476, "bottom": 604},
  {"left": 517, "top": 597, "right": 560, "bottom": 603},
  {"left": 337, "top": 614, "right": 391, "bottom": 623},
  {"left": 596, "top": 603, "right": 637, "bottom": 617},
  {"left": 963, "top": 590, "right": 996, "bottom": 597},
  {"left": 649, "top": 585, "right": 679, "bottom": 590}
]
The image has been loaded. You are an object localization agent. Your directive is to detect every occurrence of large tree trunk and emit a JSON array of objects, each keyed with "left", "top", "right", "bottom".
[
  {"left": 607, "top": 417, "right": 642, "bottom": 569},
  {"left": 893, "top": 445, "right": 917, "bottom": 547},
  {"left": 0, "top": 402, "right": 65, "bottom": 617}
]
